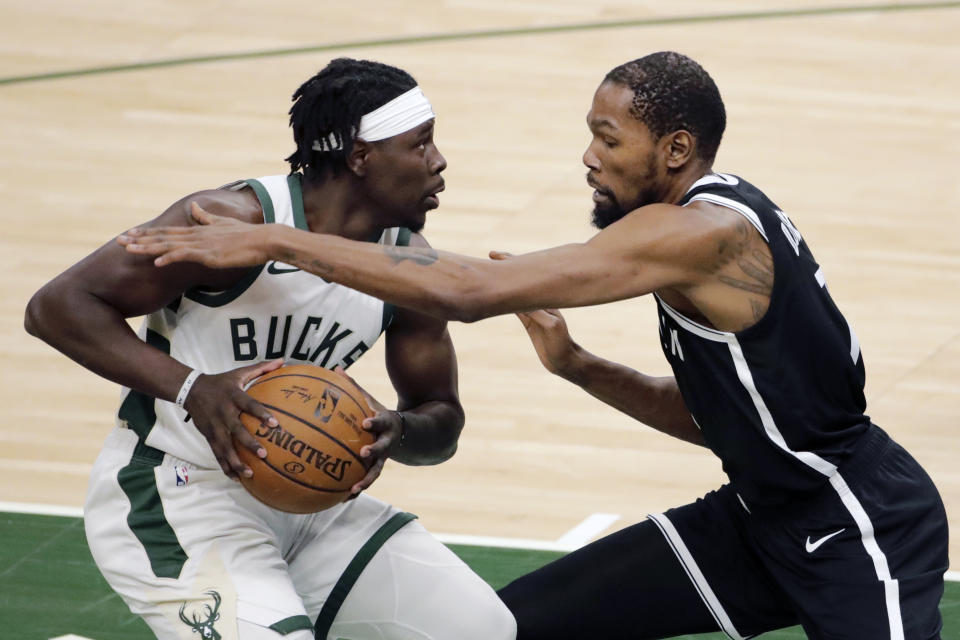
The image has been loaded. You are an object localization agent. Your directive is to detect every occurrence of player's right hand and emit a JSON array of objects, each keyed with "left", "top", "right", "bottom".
[
  {"left": 182, "top": 359, "right": 282, "bottom": 480},
  {"left": 117, "top": 202, "right": 273, "bottom": 269}
]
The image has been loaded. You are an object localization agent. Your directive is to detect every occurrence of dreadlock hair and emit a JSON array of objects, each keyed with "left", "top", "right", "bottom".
[
  {"left": 286, "top": 58, "right": 418, "bottom": 181},
  {"left": 605, "top": 52, "right": 726, "bottom": 165}
]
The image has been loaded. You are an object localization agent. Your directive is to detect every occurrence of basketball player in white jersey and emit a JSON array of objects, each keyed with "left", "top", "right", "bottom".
[
  {"left": 25, "top": 58, "right": 516, "bottom": 640},
  {"left": 121, "top": 52, "right": 948, "bottom": 638}
]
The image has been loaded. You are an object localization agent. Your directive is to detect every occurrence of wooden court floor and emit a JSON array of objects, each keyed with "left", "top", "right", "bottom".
[{"left": 1, "top": 0, "right": 958, "bottom": 562}]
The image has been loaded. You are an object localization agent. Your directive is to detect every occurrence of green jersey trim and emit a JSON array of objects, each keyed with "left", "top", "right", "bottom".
[
  {"left": 116, "top": 328, "right": 188, "bottom": 579},
  {"left": 269, "top": 615, "right": 313, "bottom": 635},
  {"left": 313, "top": 512, "right": 418, "bottom": 637},
  {"left": 183, "top": 177, "right": 273, "bottom": 308},
  {"left": 246, "top": 178, "right": 276, "bottom": 223},
  {"left": 287, "top": 174, "right": 308, "bottom": 230},
  {"left": 183, "top": 264, "right": 265, "bottom": 308},
  {"left": 380, "top": 228, "right": 412, "bottom": 333}
]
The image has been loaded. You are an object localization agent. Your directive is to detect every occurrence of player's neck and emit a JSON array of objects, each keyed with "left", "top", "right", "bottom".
[
  {"left": 300, "top": 176, "right": 384, "bottom": 242},
  {"left": 663, "top": 163, "right": 712, "bottom": 205}
]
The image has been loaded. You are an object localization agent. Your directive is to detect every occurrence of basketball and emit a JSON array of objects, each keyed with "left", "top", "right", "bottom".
[{"left": 236, "top": 364, "right": 375, "bottom": 513}]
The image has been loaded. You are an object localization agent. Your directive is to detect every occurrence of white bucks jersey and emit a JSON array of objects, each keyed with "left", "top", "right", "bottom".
[{"left": 116, "top": 174, "right": 411, "bottom": 467}]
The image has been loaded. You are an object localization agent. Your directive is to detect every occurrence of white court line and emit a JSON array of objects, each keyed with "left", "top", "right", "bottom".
[
  {"left": 439, "top": 513, "right": 620, "bottom": 551},
  {"left": 555, "top": 512, "right": 621, "bottom": 548},
  {"left": 1, "top": 501, "right": 83, "bottom": 518},
  {"left": 435, "top": 533, "right": 576, "bottom": 552},
  {"left": 5, "top": 502, "right": 956, "bottom": 582},
  {"left": 49, "top": 635, "right": 96, "bottom": 640},
  {"left": 1, "top": 500, "right": 616, "bottom": 552}
]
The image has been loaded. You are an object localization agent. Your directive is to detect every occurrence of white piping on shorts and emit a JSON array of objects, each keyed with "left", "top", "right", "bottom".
[
  {"left": 648, "top": 513, "right": 749, "bottom": 640},
  {"left": 829, "top": 473, "right": 904, "bottom": 639}
]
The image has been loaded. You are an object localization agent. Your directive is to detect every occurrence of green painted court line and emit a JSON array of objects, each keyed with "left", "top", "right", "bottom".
[{"left": 1, "top": 2, "right": 958, "bottom": 87}]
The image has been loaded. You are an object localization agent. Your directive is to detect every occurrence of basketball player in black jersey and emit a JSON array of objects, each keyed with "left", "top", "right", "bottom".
[{"left": 120, "top": 51, "right": 948, "bottom": 638}]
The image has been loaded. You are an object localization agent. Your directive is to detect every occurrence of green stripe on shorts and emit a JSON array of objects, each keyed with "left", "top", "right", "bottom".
[
  {"left": 270, "top": 615, "right": 313, "bottom": 635},
  {"left": 313, "top": 512, "right": 418, "bottom": 638},
  {"left": 117, "top": 460, "right": 188, "bottom": 579}
]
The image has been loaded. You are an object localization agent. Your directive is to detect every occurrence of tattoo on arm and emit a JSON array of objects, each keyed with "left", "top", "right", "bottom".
[
  {"left": 718, "top": 274, "right": 771, "bottom": 295},
  {"left": 275, "top": 248, "right": 337, "bottom": 276},
  {"left": 308, "top": 259, "right": 336, "bottom": 276},
  {"left": 716, "top": 220, "right": 774, "bottom": 297},
  {"left": 736, "top": 251, "right": 774, "bottom": 294},
  {"left": 383, "top": 245, "right": 439, "bottom": 266}
]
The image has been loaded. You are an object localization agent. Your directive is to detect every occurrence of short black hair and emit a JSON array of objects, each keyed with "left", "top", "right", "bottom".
[
  {"left": 605, "top": 52, "right": 725, "bottom": 165},
  {"left": 286, "top": 58, "right": 418, "bottom": 181}
]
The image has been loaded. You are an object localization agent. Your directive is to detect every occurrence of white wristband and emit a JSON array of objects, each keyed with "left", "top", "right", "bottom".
[{"left": 175, "top": 370, "right": 202, "bottom": 407}]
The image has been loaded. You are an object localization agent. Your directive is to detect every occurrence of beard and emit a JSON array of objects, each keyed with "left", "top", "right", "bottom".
[
  {"left": 591, "top": 198, "right": 630, "bottom": 229},
  {"left": 589, "top": 154, "right": 660, "bottom": 229}
]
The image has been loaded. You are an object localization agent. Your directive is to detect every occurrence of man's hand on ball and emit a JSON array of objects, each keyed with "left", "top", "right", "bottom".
[
  {"left": 182, "top": 359, "right": 282, "bottom": 480},
  {"left": 333, "top": 366, "right": 400, "bottom": 496}
]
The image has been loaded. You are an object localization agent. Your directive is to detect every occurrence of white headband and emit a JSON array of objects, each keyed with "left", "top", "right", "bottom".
[{"left": 312, "top": 86, "right": 435, "bottom": 152}]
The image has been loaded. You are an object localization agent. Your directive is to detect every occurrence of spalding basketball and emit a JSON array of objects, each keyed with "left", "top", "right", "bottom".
[{"left": 237, "top": 364, "right": 375, "bottom": 513}]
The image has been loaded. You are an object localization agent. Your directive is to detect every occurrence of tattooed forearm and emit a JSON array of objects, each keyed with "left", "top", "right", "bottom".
[
  {"left": 308, "top": 259, "right": 336, "bottom": 276},
  {"left": 383, "top": 245, "right": 439, "bottom": 266},
  {"left": 275, "top": 248, "right": 336, "bottom": 276}
]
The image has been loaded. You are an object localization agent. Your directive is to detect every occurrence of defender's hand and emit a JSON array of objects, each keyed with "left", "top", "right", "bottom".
[
  {"left": 333, "top": 366, "right": 401, "bottom": 497},
  {"left": 515, "top": 309, "right": 581, "bottom": 377},
  {"left": 489, "top": 250, "right": 580, "bottom": 377},
  {"left": 182, "top": 359, "right": 283, "bottom": 480},
  {"left": 118, "top": 202, "right": 274, "bottom": 268}
]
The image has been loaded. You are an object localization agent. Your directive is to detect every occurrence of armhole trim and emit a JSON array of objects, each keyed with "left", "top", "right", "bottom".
[
  {"left": 686, "top": 193, "right": 768, "bottom": 242},
  {"left": 287, "top": 174, "right": 308, "bottom": 230},
  {"left": 184, "top": 177, "right": 269, "bottom": 307}
]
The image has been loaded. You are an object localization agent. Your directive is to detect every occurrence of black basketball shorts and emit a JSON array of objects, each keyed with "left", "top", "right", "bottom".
[
  {"left": 652, "top": 427, "right": 948, "bottom": 639},
  {"left": 500, "top": 427, "right": 948, "bottom": 639}
]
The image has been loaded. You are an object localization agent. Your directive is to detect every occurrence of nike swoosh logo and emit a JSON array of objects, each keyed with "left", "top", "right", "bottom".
[
  {"left": 267, "top": 261, "right": 301, "bottom": 275},
  {"left": 805, "top": 528, "right": 845, "bottom": 553}
]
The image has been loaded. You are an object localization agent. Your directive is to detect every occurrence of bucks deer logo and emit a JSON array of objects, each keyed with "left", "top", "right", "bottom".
[
  {"left": 178, "top": 590, "right": 222, "bottom": 639},
  {"left": 315, "top": 388, "right": 340, "bottom": 423}
]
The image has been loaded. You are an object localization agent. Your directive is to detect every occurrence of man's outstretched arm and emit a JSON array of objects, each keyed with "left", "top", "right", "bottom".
[{"left": 119, "top": 201, "right": 715, "bottom": 322}]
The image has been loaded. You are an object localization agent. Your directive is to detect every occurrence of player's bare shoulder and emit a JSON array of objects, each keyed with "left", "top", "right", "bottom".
[
  {"left": 680, "top": 199, "right": 775, "bottom": 330},
  {"left": 151, "top": 182, "right": 264, "bottom": 230}
]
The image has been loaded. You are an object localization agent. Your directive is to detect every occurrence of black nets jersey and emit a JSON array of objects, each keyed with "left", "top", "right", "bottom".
[{"left": 656, "top": 173, "right": 870, "bottom": 506}]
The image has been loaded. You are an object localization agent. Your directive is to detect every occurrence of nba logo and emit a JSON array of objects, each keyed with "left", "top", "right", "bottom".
[
  {"left": 315, "top": 388, "right": 340, "bottom": 423},
  {"left": 175, "top": 465, "right": 189, "bottom": 486}
]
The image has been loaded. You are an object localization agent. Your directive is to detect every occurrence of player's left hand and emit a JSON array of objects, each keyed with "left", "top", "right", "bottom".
[
  {"left": 332, "top": 366, "right": 403, "bottom": 497},
  {"left": 118, "top": 202, "right": 273, "bottom": 268},
  {"left": 490, "top": 250, "right": 580, "bottom": 377}
]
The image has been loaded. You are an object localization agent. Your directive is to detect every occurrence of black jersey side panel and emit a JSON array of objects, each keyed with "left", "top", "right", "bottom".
[{"left": 657, "top": 174, "right": 870, "bottom": 505}]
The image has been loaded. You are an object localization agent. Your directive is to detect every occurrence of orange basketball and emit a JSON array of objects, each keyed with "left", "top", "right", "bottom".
[{"left": 236, "top": 364, "right": 375, "bottom": 513}]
